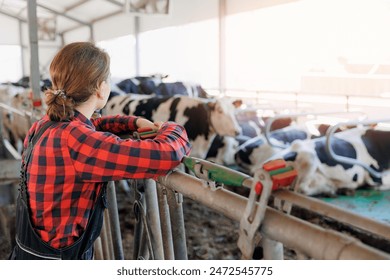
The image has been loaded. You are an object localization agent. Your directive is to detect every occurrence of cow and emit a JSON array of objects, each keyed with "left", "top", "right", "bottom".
[
  {"left": 235, "top": 109, "right": 263, "bottom": 138},
  {"left": 235, "top": 126, "right": 310, "bottom": 174},
  {"left": 1, "top": 85, "right": 46, "bottom": 153},
  {"left": 104, "top": 95, "right": 241, "bottom": 159},
  {"left": 205, "top": 135, "right": 241, "bottom": 166},
  {"left": 115, "top": 74, "right": 167, "bottom": 95},
  {"left": 2, "top": 93, "right": 35, "bottom": 153},
  {"left": 253, "top": 126, "right": 390, "bottom": 196}
]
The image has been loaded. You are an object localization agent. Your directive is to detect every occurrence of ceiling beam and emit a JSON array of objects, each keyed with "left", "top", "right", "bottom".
[
  {"left": 91, "top": 9, "right": 123, "bottom": 24},
  {"left": 0, "top": 10, "right": 27, "bottom": 22},
  {"left": 64, "top": 0, "right": 91, "bottom": 12},
  {"left": 36, "top": 2, "right": 90, "bottom": 26},
  {"left": 104, "top": 0, "right": 124, "bottom": 8}
]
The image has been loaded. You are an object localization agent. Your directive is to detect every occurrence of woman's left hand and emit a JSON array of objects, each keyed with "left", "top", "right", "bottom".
[{"left": 136, "top": 117, "right": 163, "bottom": 131}]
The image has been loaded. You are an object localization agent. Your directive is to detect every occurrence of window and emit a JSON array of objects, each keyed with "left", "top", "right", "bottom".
[
  {"left": 0, "top": 45, "right": 22, "bottom": 83},
  {"left": 97, "top": 35, "right": 137, "bottom": 80},
  {"left": 139, "top": 19, "right": 219, "bottom": 88}
]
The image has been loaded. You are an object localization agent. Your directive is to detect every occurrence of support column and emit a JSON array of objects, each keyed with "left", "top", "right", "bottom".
[
  {"left": 18, "top": 20, "right": 26, "bottom": 77},
  {"left": 107, "top": 181, "right": 124, "bottom": 260},
  {"left": 89, "top": 24, "right": 95, "bottom": 43},
  {"left": 219, "top": 0, "right": 227, "bottom": 95},
  {"left": 27, "top": 0, "right": 42, "bottom": 107},
  {"left": 134, "top": 16, "right": 140, "bottom": 76},
  {"left": 144, "top": 179, "right": 164, "bottom": 260}
]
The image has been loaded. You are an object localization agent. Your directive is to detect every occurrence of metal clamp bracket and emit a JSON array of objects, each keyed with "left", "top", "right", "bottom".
[
  {"left": 238, "top": 159, "right": 297, "bottom": 259},
  {"left": 182, "top": 156, "right": 252, "bottom": 188}
]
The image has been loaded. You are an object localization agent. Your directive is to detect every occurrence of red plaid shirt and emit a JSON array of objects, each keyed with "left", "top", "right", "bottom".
[{"left": 24, "top": 111, "right": 191, "bottom": 248}]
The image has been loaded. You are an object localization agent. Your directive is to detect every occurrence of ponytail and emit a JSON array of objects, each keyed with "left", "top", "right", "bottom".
[{"left": 45, "top": 89, "right": 75, "bottom": 121}]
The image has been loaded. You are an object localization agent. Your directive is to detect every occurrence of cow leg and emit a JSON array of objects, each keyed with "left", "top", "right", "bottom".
[{"left": 377, "top": 172, "right": 390, "bottom": 190}]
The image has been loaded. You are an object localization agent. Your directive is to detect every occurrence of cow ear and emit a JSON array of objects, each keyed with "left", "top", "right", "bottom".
[{"left": 207, "top": 101, "right": 216, "bottom": 110}]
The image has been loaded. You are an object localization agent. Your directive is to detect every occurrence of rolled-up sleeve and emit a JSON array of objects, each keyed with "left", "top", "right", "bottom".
[{"left": 91, "top": 115, "right": 138, "bottom": 134}]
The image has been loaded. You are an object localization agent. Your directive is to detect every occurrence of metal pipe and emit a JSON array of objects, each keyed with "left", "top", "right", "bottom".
[
  {"left": 144, "top": 179, "right": 164, "bottom": 260},
  {"left": 221, "top": 167, "right": 390, "bottom": 241},
  {"left": 156, "top": 183, "right": 175, "bottom": 260},
  {"left": 0, "top": 102, "right": 33, "bottom": 118},
  {"left": 27, "top": 0, "right": 41, "bottom": 107},
  {"left": 157, "top": 171, "right": 390, "bottom": 259},
  {"left": 0, "top": 10, "right": 27, "bottom": 22},
  {"left": 104, "top": 0, "right": 124, "bottom": 7},
  {"left": 132, "top": 185, "right": 144, "bottom": 260},
  {"left": 107, "top": 181, "right": 124, "bottom": 259},
  {"left": 262, "top": 237, "right": 284, "bottom": 260},
  {"left": 64, "top": 0, "right": 91, "bottom": 12},
  {"left": 89, "top": 24, "right": 95, "bottom": 43},
  {"left": 264, "top": 111, "right": 364, "bottom": 149},
  {"left": 166, "top": 189, "right": 188, "bottom": 260},
  {"left": 36, "top": 2, "right": 90, "bottom": 26},
  {"left": 272, "top": 189, "right": 390, "bottom": 241},
  {"left": 218, "top": 0, "right": 226, "bottom": 95},
  {"left": 100, "top": 214, "right": 111, "bottom": 260},
  {"left": 325, "top": 118, "right": 390, "bottom": 180},
  {"left": 134, "top": 16, "right": 140, "bottom": 76},
  {"left": 94, "top": 237, "right": 104, "bottom": 260},
  {"left": 104, "top": 207, "right": 115, "bottom": 259},
  {"left": 90, "top": 10, "right": 123, "bottom": 24},
  {"left": 19, "top": 20, "right": 26, "bottom": 77},
  {"left": 183, "top": 157, "right": 390, "bottom": 241}
]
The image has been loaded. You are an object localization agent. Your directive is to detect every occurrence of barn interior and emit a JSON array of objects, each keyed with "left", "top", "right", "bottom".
[{"left": 0, "top": 0, "right": 390, "bottom": 261}]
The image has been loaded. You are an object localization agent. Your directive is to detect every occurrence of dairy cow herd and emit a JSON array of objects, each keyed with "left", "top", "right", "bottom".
[{"left": 2, "top": 77, "right": 390, "bottom": 197}]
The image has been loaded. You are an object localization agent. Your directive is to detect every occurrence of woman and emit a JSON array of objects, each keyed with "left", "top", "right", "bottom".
[{"left": 9, "top": 42, "right": 191, "bottom": 260}]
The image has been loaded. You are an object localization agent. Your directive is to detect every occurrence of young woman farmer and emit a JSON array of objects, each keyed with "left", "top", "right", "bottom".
[{"left": 9, "top": 42, "right": 191, "bottom": 260}]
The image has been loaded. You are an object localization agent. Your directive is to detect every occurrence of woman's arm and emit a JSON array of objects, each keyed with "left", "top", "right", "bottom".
[
  {"left": 91, "top": 115, "right": 161, "bottom": 134},
  {"left": 91, "top": 115, "right": 138, "bottom": 134},
  {"left": 68, "top": 121, "right": 192, "bottom": 182}
]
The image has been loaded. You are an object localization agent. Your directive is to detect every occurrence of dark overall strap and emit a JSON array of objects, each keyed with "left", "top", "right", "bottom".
[{"left": 19, "top": 121, "right": 56, "bottom": 204}]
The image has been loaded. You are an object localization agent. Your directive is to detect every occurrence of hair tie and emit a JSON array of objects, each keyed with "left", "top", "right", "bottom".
[{"left": 53, "top": 89, "right": 66, "bottom": 99}]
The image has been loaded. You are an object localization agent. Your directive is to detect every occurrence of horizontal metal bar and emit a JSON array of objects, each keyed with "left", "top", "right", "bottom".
[
  {"left": 273, "top": 189, "right": 390, "bottom": 241},
  {"left": 0, "top": 102, "right": 33, "bottom": 118},
  {"left": 64, "top": 0, "right": 91, "bottom": 12},
  {"left": 104, "top": 0, "right": 124, "bottom": 8},
  {"left": 157, "top": 171, "right": 390, "bottom": 259},
  {"left": 0, "top": 10, "right": 27, "bottom": 22},
  {"left": 264, "top": 111, "right": 365, "bottom": 149},
  {"left": 36, "top": 2, "right": 90, "bottom": 26}
]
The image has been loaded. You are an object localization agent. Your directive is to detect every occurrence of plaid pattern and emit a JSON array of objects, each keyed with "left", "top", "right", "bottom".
[{"left": 24, "top": 111, "right": 191, "bottom": 248}]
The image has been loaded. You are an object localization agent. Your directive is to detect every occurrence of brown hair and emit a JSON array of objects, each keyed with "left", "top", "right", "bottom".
[{"left": 45, "top": 42, "right": 110, "bottom": 121}]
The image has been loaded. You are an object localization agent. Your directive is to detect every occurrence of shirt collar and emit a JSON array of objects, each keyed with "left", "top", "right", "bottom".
[{"left": 74, "top": 110, "right": 94, "bottom": 128}]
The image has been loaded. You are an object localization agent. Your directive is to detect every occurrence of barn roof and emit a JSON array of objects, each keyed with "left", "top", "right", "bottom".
[{"left": 0, "top": 0, "right": 146, "bottom": 42}]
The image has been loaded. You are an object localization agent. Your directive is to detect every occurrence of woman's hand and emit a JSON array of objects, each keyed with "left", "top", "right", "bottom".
[{"left": 136, "top": 118, "right": 164, "bottom": 131}]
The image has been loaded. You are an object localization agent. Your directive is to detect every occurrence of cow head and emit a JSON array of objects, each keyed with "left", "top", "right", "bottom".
[{"left": 208, "top": 99, "right": 241, "bottom": 137}]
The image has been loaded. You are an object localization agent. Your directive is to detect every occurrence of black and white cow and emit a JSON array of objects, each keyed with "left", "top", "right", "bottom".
[
  {"left": 235, "top": 126, "right": 310, "bottom": 174},
  {"left": 104, "top": 95, "right": 241, "bottom": 159},
  {"left": 254, "top": 127, "right": 390, "bottom": 196},
  {"left": 1, "top": 86, "right": 42, "bottom": 153},
  {"left": 115, "top": 74, "right": 167, "bottom": 95},
  {"left": 204, "top": 135, "right": 253, "bottom": 166}
]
